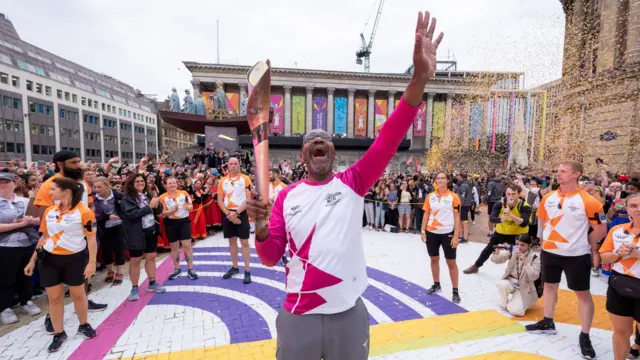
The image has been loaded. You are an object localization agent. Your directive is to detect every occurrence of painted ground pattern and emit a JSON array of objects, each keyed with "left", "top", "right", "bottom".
[{"left": 0, "top": 232, "right": 614, "bottom": 359}]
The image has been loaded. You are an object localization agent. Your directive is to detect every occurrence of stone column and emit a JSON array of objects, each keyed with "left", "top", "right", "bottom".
[
  {"left": 387, "top": 91, "right": 396, "bottom": 117},
  {"left": 597, "top": 0, "right": 622, "bottom": 71},
  {"left": 305, "top": 86, "right": 314, "bottom": 133},
  {"left": 425, "top": 93, "right": 434, "bottom": 149},
  {"left": 443, "top": 93, "right": 453, "bottom": 147},
  {"left": 481, "top": 98, "right": 490, "bottom": 150},
  {"left": 284, "top": 85, "right": 292, "bottom": 136},
  {"left": 367, "top": 89, "right": 376, "bottom": 138},
  {"left": 462, "top": 98, "right": 471, "bottom": 150},
  {"left": 238, "top": 83, "right": 247, "bottom": 116},
  {"left": 626, "top": 0, "right": 640, "bottom": 64},
  {"left": 347, "top": 88, "right": 356, "bottom": 137},
  {"left": 191, "top": 80, "right": 201, "bottom": 98},
  {"left": 327, "top": 88, "right": 335, "bottom": 134}
]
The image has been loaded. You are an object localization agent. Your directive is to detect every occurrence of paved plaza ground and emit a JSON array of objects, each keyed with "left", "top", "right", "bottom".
[{"left": 0, "top": 221, "right": 615, "bottom": 360}]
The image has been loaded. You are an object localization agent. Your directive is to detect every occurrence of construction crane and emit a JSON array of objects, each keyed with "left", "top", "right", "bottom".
[{"left": 356, "top": 0, "right": 385, "bottom": 72}]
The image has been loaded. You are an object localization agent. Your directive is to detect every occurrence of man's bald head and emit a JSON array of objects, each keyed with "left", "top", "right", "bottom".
[{"left": 228, "top": 157, "right": 240, "bottom": 175}]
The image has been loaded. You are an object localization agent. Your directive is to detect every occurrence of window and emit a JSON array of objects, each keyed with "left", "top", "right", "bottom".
[
  {"left": 147, "top": 141, "right": 156, "bottom": 148},
  {"left": 32, "top": 144, "right": 40, "bottom": 155},
  {"left": 72, "top": 94, "right": 77, "bottom": 103},
  {"left": 13, "top": 98, "right": 21, "bottom": 110},
  {"left": 94, "top": 101, "right": 98, "bottom": 109},
  {"left": 37, "top": 104, "right": 45, "bottom": 114},
  {"left": 0, "top": 72, "right": 7, "bottom": 84},
  {"left": 6, "top": 142, "right": 14, "bottom": 153},
  {"left": 81, "top": 97, "right": 86, "bottom": 106},
  {"left": 4, "top": 120, "right": 12, "bottom": 131},
  {"left": 128, "top": 110, "right": 131, "bottom": 118},
  {"left": 45, "top": 86, "right": 52, "bottom": 96},
  {"left": 47, "top": 126, "right": 54, "bottom": 136},
  {"left": 49, "top": 72, "right": 72, "bottom": 85},
  {"left": 26, "top": 80, "right": 33, "bottom": 91},
  {"left": 2, "top": 96, "right": 10, "bottom": 108},
  {"left": 36, "top": 83, "right": 42, "bottom": 94},
  {"left": 0, "top": 53, "right": 10, "bottom": 65},
  {"left": 107, "top": 104, "right": 111, "bottom": 112},
  {"left": 39, "top": 124, "right": 46, "bottom": 135},
  {"left": 11, "top": 76, "right": 19, "bottom": 87},
  {"left": 72, "top": 129, "right": 79, "bottom": 139},
  {"left": 30, "top": 124, "right": 38, "bottom": 134},
  {"left": 29, "top": 102, "right": 36, "bottom": 113},
  {"left": 16, "top": 143, "right": 24, "bottom": 154},
  {"left": 59, "top": 109, "right": 66, "bottom": 119},
  {"left": 101, "top": 103, "right": 105, "bottom": 111},
  {"left": 57, "top": 89, "right": 62, "bottom": 99},
  {"left": 13, "top": 121, "right": 23, "bottom": 132},
  {"left": 64, "top": 92, "right": 70, "bottom": 101},
  {"left": 46, "top": 105, "right": 53, "bottom": 117},
  {"left": 0, "top": 142, "right": 4, "bottom": 153},
  {"left": 118, "top": 108, "right": 122, "bottom": 116},
  {"left": 87, "top": 99, "right": 92, "bottom": 107}
]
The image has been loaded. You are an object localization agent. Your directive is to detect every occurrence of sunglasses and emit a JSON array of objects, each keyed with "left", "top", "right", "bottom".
[{"left": 303, "top": 131, "right": 332, "bottom": 143}]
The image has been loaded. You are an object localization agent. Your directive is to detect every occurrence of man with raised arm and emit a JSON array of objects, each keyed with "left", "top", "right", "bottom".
[{"left": 246, "top": 10, "right": 443, "bottom": 360}]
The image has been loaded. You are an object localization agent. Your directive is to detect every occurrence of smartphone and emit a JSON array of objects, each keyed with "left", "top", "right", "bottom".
[{"left": 614, "top": 199, "right": 625, "bottom": 210}]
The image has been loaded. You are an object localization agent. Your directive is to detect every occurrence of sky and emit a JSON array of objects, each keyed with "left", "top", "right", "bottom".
[{"left": 3, "top": 0, "right": 565, "bottom": 100}]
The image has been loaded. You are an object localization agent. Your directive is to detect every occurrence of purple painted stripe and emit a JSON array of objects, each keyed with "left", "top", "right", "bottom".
[
  {"left": 362, "top": 285, "right": 421, "bottom": 322},
  {"left": 149, "top": 291, "right": 272, "bottom": 344},
  {"left": 181, "top": 265, "right": 379, "bottom": 325},
  {"left": 166, "top": 277, "right": 285, "bottom": 311},
  {"left": 366, "top": 267, "right": 467, "bottom": 316},
  {"left": 193, "top": 254, "right": 265, "bottom": 264},
  {"left": 194, "top": 247, "right": 257, "bottom": 254}
]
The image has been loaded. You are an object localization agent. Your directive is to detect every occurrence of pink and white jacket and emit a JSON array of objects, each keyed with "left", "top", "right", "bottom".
[{"left": 256, "top": 98, "right": 419, "bottom": 315}]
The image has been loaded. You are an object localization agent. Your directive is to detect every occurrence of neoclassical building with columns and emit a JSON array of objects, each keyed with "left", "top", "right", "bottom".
[{"left": 184, "top": 62, "right": 547, "bottom": 170}]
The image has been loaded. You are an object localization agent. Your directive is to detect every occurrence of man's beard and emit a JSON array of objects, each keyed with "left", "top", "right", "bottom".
[{"left": 63, "top": 166, "right": 83, "bottom": 180}]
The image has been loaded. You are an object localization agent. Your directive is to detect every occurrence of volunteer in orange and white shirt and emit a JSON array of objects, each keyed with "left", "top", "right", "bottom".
[
  {"left": 525, "top": 161, "right": 607, "bottom": 360},
  {"left": 159, "top": 177, "right": 197, "bottom": 281},
  {"left": 599, "top": 193, "right": 640, "bottom": 359},
  {"left": 217, "top": 157, "right": 253, "bottom": 284},
  {"left": 420, "top": 172, "right": 462, "bottom": 304},
  {"left": 269, "top": 168, "right": 286, "bottom": 203},
  {"left": 24, "top": 177, "right": 98, "bottom": 351}
]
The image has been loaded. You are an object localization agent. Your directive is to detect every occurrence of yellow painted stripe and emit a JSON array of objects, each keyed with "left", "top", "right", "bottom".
[
  {"left": 458, "top": 351, "right": 552, "bottom": 359},
  {"left": 132, "top": 310, "right": 525, "bottom": 360}
]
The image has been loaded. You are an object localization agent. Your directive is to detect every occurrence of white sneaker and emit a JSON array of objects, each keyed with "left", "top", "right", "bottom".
[
  {"left": 591, "top": 268, "right": 600, "bottom": 277},
  {"left": 22, "top": 301, "right": 41, "bottom": 316},
  {"left": 1, "top": 308, "right": 18, "bottom": 325}
]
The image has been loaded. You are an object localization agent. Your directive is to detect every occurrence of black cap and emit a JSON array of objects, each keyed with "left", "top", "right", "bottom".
[
  {"left": 0, "top": 173, "right": 17, "bottom": 182},
  {"left": 52, "top": 150, "right": 79, "bottom": 164}
]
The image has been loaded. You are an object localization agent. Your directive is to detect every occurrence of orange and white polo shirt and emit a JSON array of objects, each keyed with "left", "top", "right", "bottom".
[
  {"left": 39, "top": 202, "right": 96, "bottom": 255},
  {"left": 422, "top": 190, "right": 461, "bottom": 234},
  {"left": 600, "top": 223, "right": 640, "bottom": 278},
  {"left": 218, "top": 174, "right": 252, "bottom": 211},
  {"left": 269, "top": 180, "right": 286, "bottom": 203},
  {"left": 537, "top": 188, "right": 605, "bottom": 257},
  {"left": 34, "top": 173, "right": 93, "bottom": 208},
  {"left": 159, "top": 190, "right": 191, "bottom": 219}
]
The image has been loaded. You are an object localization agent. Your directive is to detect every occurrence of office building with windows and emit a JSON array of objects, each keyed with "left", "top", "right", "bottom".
[{"left": 0, "top": 13, "right": 158, "bottom": 163}]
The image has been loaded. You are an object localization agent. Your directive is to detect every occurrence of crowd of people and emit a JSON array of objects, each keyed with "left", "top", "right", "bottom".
[{"left": 0, "top": 10, "right": 639, "bottom": 360}]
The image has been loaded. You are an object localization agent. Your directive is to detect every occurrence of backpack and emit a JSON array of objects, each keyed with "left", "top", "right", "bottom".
[{"left": 533, "top": 254, "right": 543, "bottom": 298}]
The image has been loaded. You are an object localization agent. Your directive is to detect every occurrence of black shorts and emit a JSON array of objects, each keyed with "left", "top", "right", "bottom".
[
  {"left": 487, "top": 202, "right": 496, "bottom": 215},
  {"left": 39, "top": 249, "right": 88, "bottom": 288},
  {"left": 164, "top": 217, "right": 192, "bottom": 243},
  {"left": 129, "top": 227, "right": 158, "bottom": 257},
  {"left": 541, "top": 251, "right": 591, "bottom": 291},
  {"left": 460, "top": 206, "right": 471, "bottom": 221},
  {"left": 223, "top": 211, "right": 250, "bottom": 239},
  {"left": 606, "top": 272, "right": 640, "bottom": 322},
  {"left": 426, "top": 231, "right": 456, "bottom": 260}
]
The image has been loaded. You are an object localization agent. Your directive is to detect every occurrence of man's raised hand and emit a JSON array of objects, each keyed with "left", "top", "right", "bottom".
[{"left": 412, "top": 11, "right": 444, "bottom": 84}]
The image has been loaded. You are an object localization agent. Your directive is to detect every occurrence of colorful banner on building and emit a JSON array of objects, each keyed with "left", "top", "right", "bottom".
[
  {"left": 470, "top": 104, "right": 483, "bottom": 139},
  {"left": 292, "top": 95, "right": 305, "bottom": 134},
  {"left": 312, "top": 96, "right": 327, "bottom": 130},
  {"left": 334, "top": 97, "right": 347, "bottom": 135},
  {"left": 226, "top": 92, "right": 239, "bottom": 112},
  {"left": 413, "top": 101, "right": 426, "bottom": 137},
  {"left": 270, "top": 95, "right": 284, "bottom": 134},
  {"left": 432, "top": 102, "right": 445, "bottom": 139},
  {"left": 202, "top": 92, "right": 214, "bottom": 110},
  {"left": 354, "top": 98, "right": 367, "bottom": 136},
  {"left": 374, "top": 99, "right": 387, "bottom": 136},
  {"left": 491, "top": 94, "right": 498, "bottom": 152}
]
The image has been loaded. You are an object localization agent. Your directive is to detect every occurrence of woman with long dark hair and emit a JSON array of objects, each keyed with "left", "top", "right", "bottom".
[
  {"left": 188, "top": 179, "right": 208, "bottom": 240},
  {"left": 120, "top": 173, "right": 166, "bottom": 301},
  {"left": 24, "top": 177, "right": 98, "bottom": 352}
]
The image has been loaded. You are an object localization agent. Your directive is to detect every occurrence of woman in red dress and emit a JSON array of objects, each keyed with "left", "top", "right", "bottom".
[
  {"left": 147, "top": 174, "right": 169, "bottom": 248},
  {"left": 188, "top": 179, "right": 207, "bottom": 240},
  {"left": 203, "top": 176, "right": 222, "bottom": 232}
]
